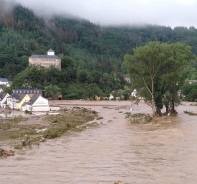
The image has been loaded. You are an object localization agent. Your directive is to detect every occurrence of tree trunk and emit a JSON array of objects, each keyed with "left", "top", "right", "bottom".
[
  {"left": 151, "top": 77, "right": 156, "bottom": 115},
  {"left": 165, "top": 104, "right": 169, "bottom": 114},
  {"left": 151, "top": 96, "right": 156, "bottom": 115},
  {"left": 156, "top": 107, "right": 162, "bottom": 116},
  {"left": 170, "top": 98, "right": 177, "bottom": 114}
]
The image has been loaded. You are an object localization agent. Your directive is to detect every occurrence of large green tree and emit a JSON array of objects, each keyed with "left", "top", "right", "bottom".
[{"left": 123, "top": 41, "right": 193, "bottom": 115}]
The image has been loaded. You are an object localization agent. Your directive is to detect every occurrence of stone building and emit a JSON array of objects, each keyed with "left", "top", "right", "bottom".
[{"left": 29, "top": 49, "right": 61, "bottom": 69}]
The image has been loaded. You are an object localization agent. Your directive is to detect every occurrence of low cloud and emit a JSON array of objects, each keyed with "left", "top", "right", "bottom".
[
  {"left": 0, "top": 0, "right": 15, "bottom": 15},
  {"left": 13, "top": 0, "right": 197, "bottom": 28}
]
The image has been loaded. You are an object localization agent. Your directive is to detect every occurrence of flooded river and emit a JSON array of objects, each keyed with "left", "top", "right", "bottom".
[{"left": 0, "top": 101, "right": 197, "bottom": 184}]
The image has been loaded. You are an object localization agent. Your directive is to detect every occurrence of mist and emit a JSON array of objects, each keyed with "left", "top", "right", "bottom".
[
  {"left": 0, "top": 0, "right": 16, "bottom": 15},
  {"left": 5, "top": 0, "right": 197, "bottom": 28}
]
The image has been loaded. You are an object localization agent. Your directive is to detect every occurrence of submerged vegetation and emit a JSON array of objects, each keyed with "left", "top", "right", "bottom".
[
  {"left": 125, "top": 113, "right": 152, "bottom": 124},
  {"left": 43, "top": 108, "right": 97, "bottom": 139},
  {"left": 0, "top": 107, "right": 98, "bottom": 153}
]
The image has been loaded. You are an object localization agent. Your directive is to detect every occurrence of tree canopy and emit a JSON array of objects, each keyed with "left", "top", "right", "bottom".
[{"left": 123, "top": 41, "right": 193, "bottom": 115}]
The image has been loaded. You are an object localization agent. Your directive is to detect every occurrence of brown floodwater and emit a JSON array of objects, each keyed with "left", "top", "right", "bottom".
[{"left": 0, "top": 101, "right": 197, "bottom": 184}]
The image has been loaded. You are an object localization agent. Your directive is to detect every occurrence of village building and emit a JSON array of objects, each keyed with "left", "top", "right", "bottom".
[
  {"left": 5, "top": 89, "right": 43, "bottom": 109},
  {"left": 123, "top": 74, "right": 131, "bottom": 83},
  {"left": 0, "top": 78, "right": 9, "bottom": 86},
  {"left": 0, "top": 92, "right": 10, "bottom": 108},
  {"left": 28, "top": 49, "right": 61, "bottom": 69},
  {"left": 0, "top": 88, "right": 51, "bottom": 113},
  {"left": 21, "top": 95, "right": 50, "bottom": 112},
  {"left": 13, "top": 94, "right": 31, "bottom": 110},
  {"left": 188, "top": 80, "right": 197, "bottom": 84}
]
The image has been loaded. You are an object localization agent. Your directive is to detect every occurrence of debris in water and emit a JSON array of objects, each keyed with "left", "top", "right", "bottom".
[{"left": 0, "top": 148, "right": 15, "bottom": 157}]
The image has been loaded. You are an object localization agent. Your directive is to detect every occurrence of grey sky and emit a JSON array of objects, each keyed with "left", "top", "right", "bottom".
[{"left": 16, "top": 0, "right": 197, "bottom": 28}]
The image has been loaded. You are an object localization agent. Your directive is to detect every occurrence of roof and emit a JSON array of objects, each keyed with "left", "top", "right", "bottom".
[
  {"left": 48, "top": 48, "right": 54, "bottom": 52},
  {"left": 12, "top": 94, "right": 27, "bottom": 102},
  {"left": 12, "top": 89, "right": 42, "bottom": 95},
  {"left": 0, "top": 78, "right": 8, "bottom": 82},
  {"left": 29, "top": 55, "right": 59, "bottom": 59},
  {"left": 0, "top": 92, "right": 7, "bottom": 100},
  {"left": 28, "top": 94, "right": 40, "bottom": 105},
  {"left": 22, "top": 94, "right": 40, "bottom": 106}
]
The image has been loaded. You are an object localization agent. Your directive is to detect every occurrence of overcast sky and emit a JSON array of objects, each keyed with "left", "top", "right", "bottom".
[{"left": 16, "top": 0, "right": 197, "bottom": 28}]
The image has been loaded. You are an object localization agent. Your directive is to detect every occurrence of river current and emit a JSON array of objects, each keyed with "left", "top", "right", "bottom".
[{"left": 0, "top": 101, "right": 197, "bottom": 184}]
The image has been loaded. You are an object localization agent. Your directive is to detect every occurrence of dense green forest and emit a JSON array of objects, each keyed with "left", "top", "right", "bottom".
[{"left": 0, "top": 1, "right": 197, "bottom": 100}]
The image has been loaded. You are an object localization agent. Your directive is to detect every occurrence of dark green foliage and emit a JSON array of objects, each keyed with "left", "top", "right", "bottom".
[
  {"left": 10, "top": 65, "right": 125, "bottom": 99},
  {"left": 124, "top": 41, "right": 193, "bottom": 114},
  {"left": 181, "top": 82, "right": 197, "bottom": 101},
  {"left": 44, "top": 84, "right": 62, "bottom": 100},
  {"left": 1, "top": 1, "right": 197, "bottom": 100}
]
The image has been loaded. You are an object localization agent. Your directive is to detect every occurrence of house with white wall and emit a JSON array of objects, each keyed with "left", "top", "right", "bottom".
[
  {"left": 21, "top": 95, "right": 50, "bottom": 112},
  {"left": 0, "top": 92, "right": 10, "bottom": 108},
  {"left": 0, "top": 78, "right": 9, "bottom": 86}
]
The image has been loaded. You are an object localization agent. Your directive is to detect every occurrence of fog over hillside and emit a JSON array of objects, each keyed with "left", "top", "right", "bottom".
[{"left": 13, "top": 0, "right": 197, "bottom": 28}]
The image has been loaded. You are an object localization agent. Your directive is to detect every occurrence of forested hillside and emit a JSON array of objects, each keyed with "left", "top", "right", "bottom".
[{"left": 0, "top": 1, "right": 197, "bottom": 100}]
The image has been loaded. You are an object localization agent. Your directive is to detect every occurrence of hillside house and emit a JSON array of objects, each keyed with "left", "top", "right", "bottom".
[
  {"left": 123, "top": 74, "right": 131, "bottom": 83},
  {"left": 188, "top": 80, "right": 197, "bottom": 84},
  {"left": 29, "top": 49, "right": 61, "bottom": 69},
  {"left": 0, "top": 78, "right": 9, "bottom": 85}
]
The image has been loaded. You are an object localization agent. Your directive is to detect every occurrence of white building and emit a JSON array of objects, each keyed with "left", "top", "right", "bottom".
[
  {"left": 0, "top": 78, "right": 9, "bottom": 86},
  {"left": 21, "top": 95, "right": 50, "bottom": 112}
]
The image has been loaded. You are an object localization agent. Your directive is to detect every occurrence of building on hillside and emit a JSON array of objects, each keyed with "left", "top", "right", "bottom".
[
  {"left": 29, "top": 49, "right": 61, "bottom": 69},
  {"left": 0, "top": 78, "right": 9, "bottom": 86},
  {"left": 123, "top": 74, "right": 131, "bottom": 83},
  {"left": 188, "top": 80, "right": 197, "bottom": 84}
]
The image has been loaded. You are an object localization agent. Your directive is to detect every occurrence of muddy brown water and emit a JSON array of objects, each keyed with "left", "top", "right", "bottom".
[{"left": 0, "top": 101, "right": 197, "bottom": 184}]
